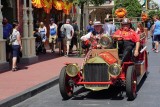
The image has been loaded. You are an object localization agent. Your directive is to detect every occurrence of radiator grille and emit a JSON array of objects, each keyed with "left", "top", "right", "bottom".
[{"left": 84, "top": 63, "right": 109, "bottom": 87}]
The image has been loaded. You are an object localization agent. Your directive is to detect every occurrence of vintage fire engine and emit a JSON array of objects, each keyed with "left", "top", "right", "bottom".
[{"left": 59, "top": 33, "right": 148, "bottom": 100}]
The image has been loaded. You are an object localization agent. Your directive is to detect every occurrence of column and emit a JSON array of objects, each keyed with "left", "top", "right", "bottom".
[
  {"left": 28, "top": 0, "right": 36, "bottom": 58},
  {"left": 21, "top": 0, "right": 37, "bottom": 64},
  {"left": 0, "top": 0, "right": 9, "bottom": 70},
  {"left": 28, "top": 0, "right": 33, "bottom": 37},
  {"left": 23, "top": 0, "right": 28, "bottom": 38}
]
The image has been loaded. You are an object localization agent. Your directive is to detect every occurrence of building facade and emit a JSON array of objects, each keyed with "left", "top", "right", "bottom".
[{"left": 0, "top": 0, "right": 37, "bottom": 70}]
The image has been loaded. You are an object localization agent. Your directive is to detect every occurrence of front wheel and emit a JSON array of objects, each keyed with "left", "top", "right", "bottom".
[
  {"left": 59, "top": 66, "right": 74, "bottom": 100},
  {"left": 126, "top": 65, "right": 137, "bottom": 100}
]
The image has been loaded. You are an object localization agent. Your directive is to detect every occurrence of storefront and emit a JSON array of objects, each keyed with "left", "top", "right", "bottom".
[
  {"left": 0, "top": 0, "right": 37, "bottom": 70},
  {"left": 0, "top": 0, "right": 77, "bottom": 70}
]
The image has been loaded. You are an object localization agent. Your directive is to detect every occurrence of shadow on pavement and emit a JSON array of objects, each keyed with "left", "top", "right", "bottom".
[
  {"left": 70, "top": 86, "right": 125, "bottom": 101},
  {"left": 0, "top": 49, "right": 83, "bottom": 74}
]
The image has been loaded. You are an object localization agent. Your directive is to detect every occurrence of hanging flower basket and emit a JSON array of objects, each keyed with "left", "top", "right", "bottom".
[
  {"left": 141, "top": 13, "right": 148, "bottom": 22},
  {"left": 115, "top": 8, "right": 127, "bottom": 18}
]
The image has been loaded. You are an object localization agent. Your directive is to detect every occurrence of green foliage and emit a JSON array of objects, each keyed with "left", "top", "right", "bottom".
[
  {"left": 148, "top": 10, "right": 156, "bottom": 19},
  {"left": 71, "top": 0, "right": 106, "bottom": 5},
  {"left": 148, "top": 10, "right": 160, "bottom": 19},
  {"left": 114, "top": 0, "right": 142, "bottom": 18}
]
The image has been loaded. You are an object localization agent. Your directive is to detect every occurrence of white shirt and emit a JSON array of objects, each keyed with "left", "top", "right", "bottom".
[
  {"left": 61, "top": 23, "right": 74, "bottom": 39},
  {"left": 11, "top": 29, "right": 20, "bottom": 45},
  {"left": 39, "top": 26, "right": 47, "bottom": 42},
  {"left": 80, "top": 32, "right": 92, "bottom": 41},
  {"left": 39, "top": 26, "right": 47, "bottom": 35}
]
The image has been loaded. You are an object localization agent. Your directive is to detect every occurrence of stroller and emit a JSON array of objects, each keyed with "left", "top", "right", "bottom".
[{"left": 34, "top": 31, "right": 46, "bottom": 55}]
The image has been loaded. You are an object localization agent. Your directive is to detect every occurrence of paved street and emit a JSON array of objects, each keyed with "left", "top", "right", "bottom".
[{"left": 12, "top": 39, "right": 160, "bottom": 107}]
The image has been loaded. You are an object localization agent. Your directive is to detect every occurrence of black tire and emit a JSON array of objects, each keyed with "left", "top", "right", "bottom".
[
  {"left": 126, "top": 65, "right": 137, "bottom": 100},
  {"left": 59, "top": 66, "right": 74, "bottom": 100}
]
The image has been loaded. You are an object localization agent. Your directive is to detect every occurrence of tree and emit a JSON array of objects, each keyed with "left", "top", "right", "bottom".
[
  {"left": 70, "top": 0, "right": 106, "bottom": 31},
  {"left": 114, "top": 0, "right": 142, "bottom": 18},
  {"left": 148, "top": 10, "right": 160, "bottom": 19}
]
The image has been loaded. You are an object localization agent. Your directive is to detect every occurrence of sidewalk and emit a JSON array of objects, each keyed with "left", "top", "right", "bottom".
[{"left": 0, "top": 50, "right": 83, "bottom": 105}]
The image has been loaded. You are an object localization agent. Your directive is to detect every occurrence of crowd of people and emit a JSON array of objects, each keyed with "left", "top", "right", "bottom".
[{"left": 2, "top": 14, "right": 160, "bottom": 71}]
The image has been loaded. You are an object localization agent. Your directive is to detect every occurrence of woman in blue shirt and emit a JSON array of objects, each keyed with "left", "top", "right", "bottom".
[{"left": 152, "top": 15, "right": 160, "bottom": 53}]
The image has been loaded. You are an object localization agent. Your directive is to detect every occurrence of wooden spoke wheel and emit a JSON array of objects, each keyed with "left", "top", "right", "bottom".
[
  {"left": 59, "top": 66, "right": 74, "bottom": 100},
  {"left": 126, "top": 65, "right": 137, "bottom": 100}
]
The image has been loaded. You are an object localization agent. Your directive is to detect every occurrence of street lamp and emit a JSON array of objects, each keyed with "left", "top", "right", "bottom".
[{"left": 142, "top": 5, "right": 146, "bottom": 12}]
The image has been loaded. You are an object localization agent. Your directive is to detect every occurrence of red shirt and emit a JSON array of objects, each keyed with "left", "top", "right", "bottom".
[{"left": 113, "top": 29, "right": 140, "bottom": 42}]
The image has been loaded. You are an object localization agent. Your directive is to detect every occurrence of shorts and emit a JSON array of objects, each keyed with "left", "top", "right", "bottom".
[
  {"left": 153, "top": 35, "right": 160, "bottom": 42},
  {"left": 49, "top": 35, "right": 57, "bottom": 43},
  {"left": 66, "top": 39, "right": 71, "bottom": 46},
  {"left": 12, "top": 45, "right": 20, "bottom": 57}
]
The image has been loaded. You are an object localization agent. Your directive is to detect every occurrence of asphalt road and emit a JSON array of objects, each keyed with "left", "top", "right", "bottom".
[{"left": 13, "top": 39, "right": 160, "bottom": 107}]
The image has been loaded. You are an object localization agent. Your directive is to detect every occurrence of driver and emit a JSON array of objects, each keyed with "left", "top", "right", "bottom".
[{"left": 112, "top": 18, "right": 140, "bottom": 63}]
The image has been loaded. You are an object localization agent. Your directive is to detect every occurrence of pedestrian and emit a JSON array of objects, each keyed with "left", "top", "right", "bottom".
[
  {"left": 152, "top": 15, "right": 160, "bottom": 53},
  {"left": 57, "top": 21, "right": 64, "bottom": 55},
  {"left": 103, "top": 18, "right": 116, "bottom": 36},
  {"left": 61, "top": 19, "right": 74, "bottom": 57},
  {"left": 136, "top": 22, "right": 144, "bottom": 35},
  {"left": 70, "top": 20, "right": 79, "bottom": 53},
  {"left": 10, "top": 20, "right": 22, "bottom": 71},
  {"left": 33, "top": 28, "right": 42, "bottom": 55},
  {"left": 86, "top": 20, "right": 94, "bottom": 33},
  {"left": 49, "top": 18, "right": 58, "bottom": 53},
  {"left": 150, "top": 23, "right": 155, "bottom": 51},
  {"left": 38, "top": 22, "right": 47, "bottom": 43},
  {"left": 147, "top": 19, "right": 151, "bottom": 38},
  {"left": 2, "top": 17, "right": 13, "bottom": 62},
  {"left": 38, "top": 22, "right": 47, "bottom": 53}
]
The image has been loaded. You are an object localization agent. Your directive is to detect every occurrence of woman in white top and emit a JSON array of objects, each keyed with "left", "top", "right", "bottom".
[
  {"left": 38, "top": 22, "right": 47, "bottom": 43},
  {"left": 10, "top": 20, "right": 22, "bottom": 71}
]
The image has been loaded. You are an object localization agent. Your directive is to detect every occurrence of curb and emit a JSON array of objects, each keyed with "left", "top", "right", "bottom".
[{"left": 0, "top": 76, "right": 59, "bottom": 107}]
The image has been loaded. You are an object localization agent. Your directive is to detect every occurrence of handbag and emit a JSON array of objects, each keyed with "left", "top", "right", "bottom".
[{"left": 7, "top": 34, "right": 15, "bottom": 46}]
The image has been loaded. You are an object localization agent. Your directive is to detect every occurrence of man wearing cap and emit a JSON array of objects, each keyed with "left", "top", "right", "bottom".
[
  {"left": 61, "top": 19, "right": 74, "bottom": 56},
  {"left": 49, "top": 18, "right": 57, "bottom": 53},
  {"left": 112, "top": 18, "right": 140, "bottom": 63}
]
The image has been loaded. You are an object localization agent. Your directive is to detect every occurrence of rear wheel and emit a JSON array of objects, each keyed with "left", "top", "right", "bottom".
[
  {"left": 126, "top": 65, "right": 137, "bottom": 100},
  {"left": 59, "top": 66, "right": 74, "bottom": 100}
]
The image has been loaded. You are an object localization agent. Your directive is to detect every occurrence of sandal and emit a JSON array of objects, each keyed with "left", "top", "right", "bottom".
[
  {"left": 152, "top": 48, "right": 156, "bottom": 51},
  {"left": 155, "top": 50, "right": 159, "bottom": 53},
  {"left": 12, "top": 68, "right": 17, "bottom": 71}
]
